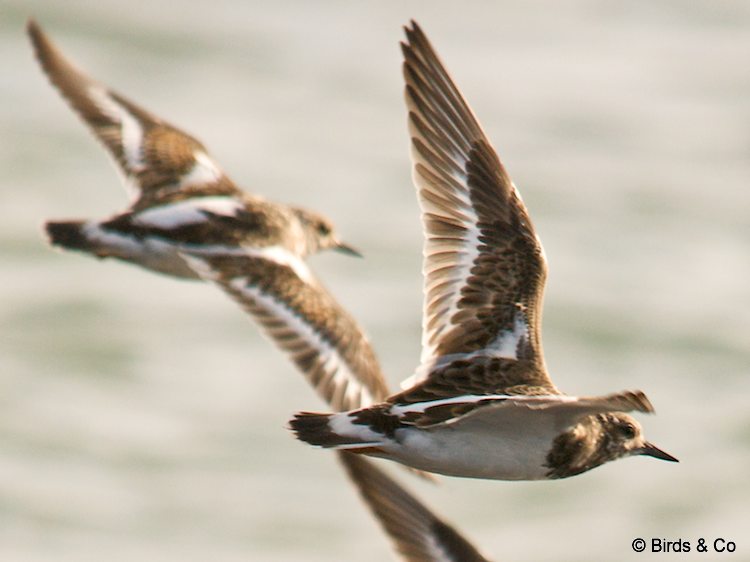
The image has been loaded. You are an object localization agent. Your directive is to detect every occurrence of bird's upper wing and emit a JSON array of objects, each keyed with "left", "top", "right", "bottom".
[
  {"left": 390, "top": 390, "right": 654, "bottom": 430},
  {"left": 338, "top": 454, "right": 491, "bottom": 562},
  {"left": 183, "top": 250, "right": 389, "bottom": 411},
  {"left": 28, "top": 20, "right": 240, "bottom": 210},
  {"left": 400, "top": 21, "right": 551, "bottom": 395}
]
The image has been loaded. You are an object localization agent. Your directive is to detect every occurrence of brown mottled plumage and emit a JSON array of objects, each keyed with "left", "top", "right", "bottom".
[
  {"left": 30, "top": 19, "right": 493, "bottom": 560},
  {"left": 184, "top": 252, "right": 387, "bottom": 411},
  {"left": 391, "top": 357, "right": 554, "bottom": 406},
  {"left": 28, "top": 21, "right": 238, "bottom": 209},
  {"left": 291, "top": 21, "right": 677, "bottom": 481},
  {"left": 29, "top": 20, "right": 359, "bottom": 279}
]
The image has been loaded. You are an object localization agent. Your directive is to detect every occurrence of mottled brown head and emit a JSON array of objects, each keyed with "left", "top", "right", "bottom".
[
  {"left": 598, "top": 413, "right": 677, "bottom": 463},
  {"left": 292, "top": 208, "right": 362, "bottom": 258},
  {"left": 546, "top": 413, "right": 677, "bottom": 479}
]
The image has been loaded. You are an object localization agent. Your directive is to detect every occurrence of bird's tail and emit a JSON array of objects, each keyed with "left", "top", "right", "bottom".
[
  {"left": 290, "top": 411, "right": 386, "bottom": 452},
  {"left": 45, "top": 220, "right": 94, "bottom": 252}
]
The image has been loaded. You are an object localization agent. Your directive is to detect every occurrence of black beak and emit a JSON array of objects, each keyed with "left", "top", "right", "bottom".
[
  {"left": 334, "top": 241, "right": 363, "bottom": 258},
  {"left": 639, "top": 442, "right": 679, "bottom": 463}
]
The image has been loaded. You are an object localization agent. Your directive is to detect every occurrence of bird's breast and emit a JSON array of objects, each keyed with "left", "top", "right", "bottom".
[{"left": 386, "top": 415, "right": 558, "bottom": 481}]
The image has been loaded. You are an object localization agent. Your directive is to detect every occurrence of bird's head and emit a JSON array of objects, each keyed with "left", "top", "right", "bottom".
[
  {"left": 598, "top": 413, "right": 678, "bottom": 465},
  {"left": 292, "top": 208, "right": 362, "bottom": 258}
]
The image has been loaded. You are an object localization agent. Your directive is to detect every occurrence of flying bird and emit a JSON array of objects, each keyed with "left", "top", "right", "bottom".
[
  {"left": 29, "top": 20, "right": 360, "bottom": 281},
  {"left": 290, "top": 21, "right": 678, "bottom": 481},
  {"left": 29, "top": 20, "right": 490, "bottom": 560}
]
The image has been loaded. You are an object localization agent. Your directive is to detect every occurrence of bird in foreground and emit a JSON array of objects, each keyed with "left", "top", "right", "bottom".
[
  {"left": 30, "top": 20, "right": 490, "bottom": 560},
  {"left": 290, "top": 21, "right": 678, "bottom": 481},
  {"left": 28, "top": 20, "right": 360, "bottom": 281}
]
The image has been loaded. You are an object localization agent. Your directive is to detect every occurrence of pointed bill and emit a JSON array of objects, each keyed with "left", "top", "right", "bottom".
[
  {"left": 27, "top": 19, "right": 239, "bottom": 210},
  {"left": 639, "top": 442, "right": 679, "bottom": 463},
  {"left": 334, "top": 241, "right": 364, "bottom": 258},
  {"left": 400, "top": 21, "right": 550, "bottom": 396}
]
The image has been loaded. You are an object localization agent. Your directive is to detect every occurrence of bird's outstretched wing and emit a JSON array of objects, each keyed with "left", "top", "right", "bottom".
[
  {"left": 400, "top": 21, "right": 552, "bottom": 398},
  {"left": 28, "top": 19, "right": 240, "bottom": 211},
  {"left": 183, "top": 251, "right": 389, "bottom": 411},
  {"left": 339, "top": 454, "right": 491, "bottom": 562}
]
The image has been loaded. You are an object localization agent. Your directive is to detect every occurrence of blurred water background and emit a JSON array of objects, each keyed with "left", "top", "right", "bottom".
[{"left": 2, "top": 1, "right": 749, "bottom": 560}]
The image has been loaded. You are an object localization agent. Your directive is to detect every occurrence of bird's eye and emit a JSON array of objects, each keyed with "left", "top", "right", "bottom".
[
  {"left": 619, "top": 423, "right": 637, "bottom": 439},
  {"left": 317, "top": 223, "right": 331, "bottom": 236}
]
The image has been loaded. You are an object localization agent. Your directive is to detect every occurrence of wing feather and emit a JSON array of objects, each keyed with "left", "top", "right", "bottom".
[
  {"left": 402, "top": 22, "right": 549, "bottom": 395},
  {"left": 28, "top": 20, "right": 239, "bottom": 209},
  {"left": 339, "top": 455, "right": 491, "bottom": 562},
  {"left": 183, "top": 252, "right": 389, "bottom": 411},
  {"left": 395, "top": 390, "right": 654, "bottom": 429}
]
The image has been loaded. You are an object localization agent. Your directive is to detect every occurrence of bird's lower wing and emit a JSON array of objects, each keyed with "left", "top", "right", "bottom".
[{"left": 338, "top": 454, "right": 491, "bottom": 562}]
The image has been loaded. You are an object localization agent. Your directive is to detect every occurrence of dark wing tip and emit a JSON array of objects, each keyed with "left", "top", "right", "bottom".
[
  {"left": 431, "top": 519, "right": 493, "bottom": 562},
  {"left": 26, "top": 17, "right": 49, "bottom": 59},
  {"left": 403, "top": 19, "right": 424, "bottom": 40},
  {"left": 629, "top": 390, "right": 655, "bottom": 414},
  {"left": 25, "top": 17, "right": 82, "bottom": 90},
  {"left": 27, "top": 19, "right": 61, "bottom": 75},
  {"left": 340, "top": 454, "right": 490, "bottom": 562},
  {"left": 399, "top": 40, "right": 409, "bottom": 59},
  {"left": 26, "top": 17, "right": 40, "bottom": 36},
  {"left": 402, "top": 19, "right": 435, "bottom": 57}
]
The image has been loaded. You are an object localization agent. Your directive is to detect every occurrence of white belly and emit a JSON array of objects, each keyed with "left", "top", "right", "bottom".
[
  {"left": 85, "top": 223, "right": 199, "bottom": 278},
  {"left": 383, "top": 407, "right": 562, "bottom": 481}
]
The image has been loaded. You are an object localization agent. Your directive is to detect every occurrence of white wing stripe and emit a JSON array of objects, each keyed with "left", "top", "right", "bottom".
[
  {"left": 485, "top": 308, "right": 529, "bottom": 360},
  {"left": 422, "top": 234, "right": 480, "bottom": 360},
  {"left": 179, "top": 150, "right": 223, "bottom": 188},
  {"left": 86, "top": 84, "right": 145, "bottom": 172},
  {"left": 412, "top": 135, "right": 482, "bottom": 368},
  {"left": 184, "top": 245, "right": 314, "bottom": 285},
  {"left": 250, "top": 246, "right": 313, "bottom": 285},
  {"left": 183, "top": 245, "right": 314, "bottom": 286},
  {"left": 391, "top": 394, "right": 577, "bottom": 416},
  {"left": 232, "top": 282, "right": 377, "bottom": 408},
  {"left": 134, "top": 196, "right": 243, "bottom": 229},
  {"left": 330, "top": 413, "right": 384, "bottom": 442},
  {"left": 81, "top": 222, "right": 142, "bottom": 254}
]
